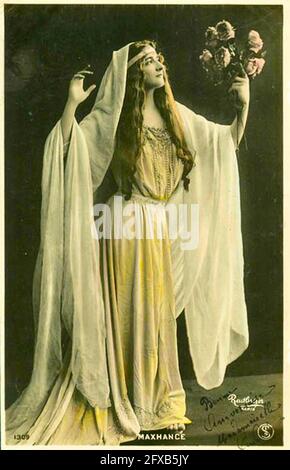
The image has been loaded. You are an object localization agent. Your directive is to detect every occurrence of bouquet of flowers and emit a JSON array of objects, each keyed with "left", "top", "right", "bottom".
[{"left": 199, "top": 20, "right": 266, "bottom": 86}]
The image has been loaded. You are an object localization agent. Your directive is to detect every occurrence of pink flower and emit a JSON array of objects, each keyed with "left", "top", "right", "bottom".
[
  {"left": 214, "top": 46, "right": 231, "bottom": 68},
  {"left": 216, "top": 20, "right": 235, "bottom": 41},
  {"left": 244, "top": 57, "right": 265, "bottom": 78},
  {"left": 205, "top": 26, "right": 219, "bottom": 48},
  {"left": 247, "top": 30, "right": 264, "bottom": 53},
  {"left": 199, "top": 49, "right": 214, "bottom": 69}
]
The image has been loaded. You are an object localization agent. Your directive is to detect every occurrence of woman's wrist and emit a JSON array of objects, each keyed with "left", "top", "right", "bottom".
[
  {"left": 64, "top": 98, "right": 79, "bottom": 113},
  {"left": 61, "top": 99, "right": 79, "bottom": 144}
]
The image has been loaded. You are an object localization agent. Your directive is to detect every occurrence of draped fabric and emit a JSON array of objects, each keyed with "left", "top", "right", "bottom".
[
  {"left": 170, "top": 104, "right": 249, "bottom": 389},
  {"left": 6, "top": 43, "right": 248, "bottom": 443},
  {"left": 7, "top": 45, "right": 130, "bottom": 441}
]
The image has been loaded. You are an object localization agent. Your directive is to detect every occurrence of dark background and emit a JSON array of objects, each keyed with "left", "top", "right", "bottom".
[{"left": 5, "top": 4, "right": 283, "bottom": 406}]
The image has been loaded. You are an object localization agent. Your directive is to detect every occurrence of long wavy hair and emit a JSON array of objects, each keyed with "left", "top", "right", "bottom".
[{"left": 113, "top": 40, "right": 195, "bottom": 200}]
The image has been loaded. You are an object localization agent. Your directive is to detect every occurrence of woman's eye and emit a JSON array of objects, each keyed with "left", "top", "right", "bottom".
[{"left": 143, "top": 55, "right": 163, "bottom": 66}]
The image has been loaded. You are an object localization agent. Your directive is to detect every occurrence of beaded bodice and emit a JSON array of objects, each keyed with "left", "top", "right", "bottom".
[{"left": 132, "top": 125, "right": 184, "bottom": 202}]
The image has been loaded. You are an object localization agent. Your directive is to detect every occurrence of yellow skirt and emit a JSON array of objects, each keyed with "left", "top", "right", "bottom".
[{"left": 13, "top": 194, "right": 191, "bottom": 446}]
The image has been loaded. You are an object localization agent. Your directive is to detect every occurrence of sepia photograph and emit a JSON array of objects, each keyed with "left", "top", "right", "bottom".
[{"left": 1, "top": 0, "right": 286, "bottom": 449}]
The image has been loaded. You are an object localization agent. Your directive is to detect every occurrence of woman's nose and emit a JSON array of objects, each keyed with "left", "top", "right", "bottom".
[{"left": 155, "top": 61, "right": 163, "bottom": 71}]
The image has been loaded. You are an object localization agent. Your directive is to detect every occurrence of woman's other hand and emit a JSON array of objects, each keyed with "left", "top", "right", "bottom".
[
  {"left": 61, "top": 68, "right": 96, "bottom": 145},
  {"left": 229, "top": 73, "right": 250, "bottom": 148},
  {"left": 68, "top": 69, "right": 96, "bottom": 106},
  {"left": 228, "top": 74, "right": 250, "bottom": 110}
]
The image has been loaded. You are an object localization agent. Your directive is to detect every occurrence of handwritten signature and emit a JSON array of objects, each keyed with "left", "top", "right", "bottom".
[
  {"left": 200, "top": 386, "right": 238, "bottom": 412},
  {"left": 200, "top": 383, "right": 282, "bottom": 446}
]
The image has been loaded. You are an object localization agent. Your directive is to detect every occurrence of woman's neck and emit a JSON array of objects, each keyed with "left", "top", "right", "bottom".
[{"left": 143, "top": 89, "right": 165, "bottom": 128}]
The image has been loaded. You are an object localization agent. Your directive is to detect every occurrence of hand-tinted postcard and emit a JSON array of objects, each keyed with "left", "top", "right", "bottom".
[{"left": 1, "top": 0, "right": 288, "bottom": 450}]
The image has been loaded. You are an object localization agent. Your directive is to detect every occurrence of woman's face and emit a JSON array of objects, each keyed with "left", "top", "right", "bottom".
[{"left": 140, "top": 46, "right": 165, "bottom": 90}]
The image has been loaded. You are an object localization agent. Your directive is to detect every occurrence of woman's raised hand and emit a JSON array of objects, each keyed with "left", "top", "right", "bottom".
[
  {"left": 61, "top": 68, "right": 96, "bottom": 144},
  {"left": 228, "top": 73, "right": 250, "bottom": 110},
  {"left": 68, "top": 69, "right": 96, "bottom": 106}
]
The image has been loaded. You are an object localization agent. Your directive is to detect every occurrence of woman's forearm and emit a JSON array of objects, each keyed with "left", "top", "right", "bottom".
[
  {"left": 230, "top": 103, "right": 249, "bottom": 149},
  {"left": 228, "top": 74, "right": 250, "bottom": 150},
  {"left": 61, "top": 99, "right": 78, "bottom": 145}
]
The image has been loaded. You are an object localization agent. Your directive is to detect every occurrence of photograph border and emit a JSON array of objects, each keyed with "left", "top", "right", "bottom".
[{"left": 0, "top": 0, "right": 288, "bottom": 451}]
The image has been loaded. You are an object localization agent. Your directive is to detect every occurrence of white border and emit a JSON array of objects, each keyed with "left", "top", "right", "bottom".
[{"left": 0, "top": 0, "right": 288, "bottom": 451}]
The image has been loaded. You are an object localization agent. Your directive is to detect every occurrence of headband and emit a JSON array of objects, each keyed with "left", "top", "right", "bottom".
[{"left": 127, "top": 45, "right": 155, "bottom": 69}]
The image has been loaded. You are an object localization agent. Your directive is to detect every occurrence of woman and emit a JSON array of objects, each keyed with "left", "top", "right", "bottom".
[{"left": 6, "top": 40, "right": 249, "bottom": 445}]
